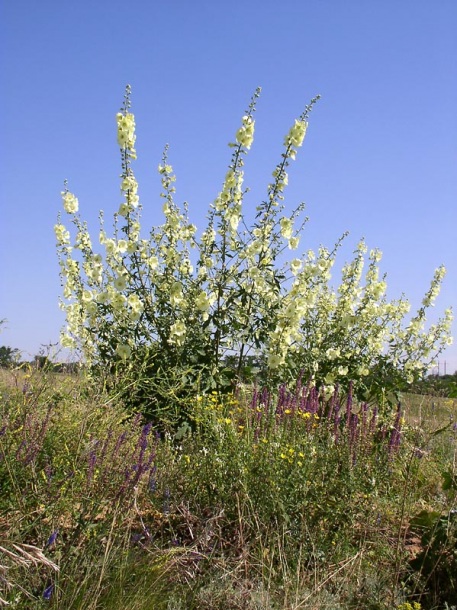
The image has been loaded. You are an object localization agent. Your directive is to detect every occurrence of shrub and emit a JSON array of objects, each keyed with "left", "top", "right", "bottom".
[{"left": 56, "top": 86, "right": 453, "bottom": 422}]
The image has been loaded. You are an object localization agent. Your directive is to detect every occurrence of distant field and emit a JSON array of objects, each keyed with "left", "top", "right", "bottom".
[{"left": 402, "top": 392, "right": 457, "bottom": 426}]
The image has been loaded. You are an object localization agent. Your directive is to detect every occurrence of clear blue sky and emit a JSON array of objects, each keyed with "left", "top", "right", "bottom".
[{"left": 1, "top": 0, "right": 456, "bottom": 373}]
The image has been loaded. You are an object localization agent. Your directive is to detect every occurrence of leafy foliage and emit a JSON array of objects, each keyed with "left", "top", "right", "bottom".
[
  {"left": 55, "top": 87, "right": 453, "bottom": 423},
  {"left": 0, "top": 345, "right": 20, "bottom": 368},
  {"left": 1, "top": 370, "right": 456, "bottom": 609}
]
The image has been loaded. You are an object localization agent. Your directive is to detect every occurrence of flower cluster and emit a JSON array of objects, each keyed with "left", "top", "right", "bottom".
[
  {"left": 117, "top": 111, "right": 136, "bottom": 148},
  {"left": 284, "top": 118, "right": 308, "bottom": 154},
  {"left": 235, "top": 115, "right": 255, "bottom": 149},
  {"left": 55, "top": 86, "right": 453, "bottom": 415}
]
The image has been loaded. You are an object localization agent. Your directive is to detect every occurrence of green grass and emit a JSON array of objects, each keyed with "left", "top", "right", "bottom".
[{"left": 1, "top": 368, "right": 456, "bottom": 609}]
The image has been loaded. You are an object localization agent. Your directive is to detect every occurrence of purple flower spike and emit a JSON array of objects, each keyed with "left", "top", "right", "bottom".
[
  {"left": 45, "top": 530, "right": 58, "bottom": 548},
  {"left": 43, "top": 583, "right": 54, "bottom": 600}
]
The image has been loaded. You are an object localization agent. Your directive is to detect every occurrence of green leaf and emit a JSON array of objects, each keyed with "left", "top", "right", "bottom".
[
  {"left": 411, "top": 509, "right": 441, "bottom": 530},
  {"left": 442, "top": 470, "right": 457, "bottom": 491}
]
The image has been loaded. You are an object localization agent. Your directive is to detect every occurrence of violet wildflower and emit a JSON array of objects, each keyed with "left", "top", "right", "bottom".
[
  {"left": 302, "top": 385, "right": 319, "bottom": 423},
  {"left": 349, "top": 412, "right": 360, "bottom": 465},
  {"left": 131, "top": 423, "right": 154, "bottom": 488},
  {"left": 325, "top": 383, "right": 339, "bottom": 421},
  {"left": 112, "top": 430, "right": 128, "bottom": 458},
  {"left": 43, "top": 583, "right": 54, "bottom": 601},
  {"left": 260, "top": 387, "right": 271, "bottom": 413},
  {"left": 250, "top": 387, "right": 259, "bottom": 412},
  {"left": 45, "top": 530, "right": 58, "bottom": 548},
  {"left": 345, "top": 382, "right": 353, "bottom": 429},
  {"left": 349, "top": 413, "right": 359, "bottom": 446},
  {"left": 333, "top": 405, "right": 341, "bottom": 443},
  {"left": 361, "top": 402, "right": 369, "bottom": 439}
]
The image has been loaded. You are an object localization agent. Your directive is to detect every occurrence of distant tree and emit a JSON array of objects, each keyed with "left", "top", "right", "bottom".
[
  {"left": 0, "top": 345, "right": 21, "bottom": 368},
  {"left": 410, "top": 371, "right": 457, "bottom": 398},
  {"left": 33, "top": 355, "right": 50, "bottom": 370}
]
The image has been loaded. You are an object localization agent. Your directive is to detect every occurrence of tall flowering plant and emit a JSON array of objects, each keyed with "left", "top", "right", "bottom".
[{"left": 56, "top": 86, "right": 453, "bottom": 419}]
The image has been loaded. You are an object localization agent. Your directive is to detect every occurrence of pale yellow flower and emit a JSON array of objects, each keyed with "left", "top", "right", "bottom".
[
  {"left": 117, "top": 239, "right": 128, "bottom": 253},
  {"left": 169, "top": 320, "right": 186, "bottom": 346},
  {"left": 62, "top": 191, "right": 79, "bottom": 214},
  {"left": 148, "top": 256, "right": 159, "bottom": 270},
  {"left": 111, "top": 292, "right": 126, "bottom": 311},
  {"left": 290, "top": 258, "right": 302, "bottom": 275},
  {"left": 170, "top": 281, "right": 183, "bottom": 306},
  {"left": 114, "top": 275, "right": 127, "bottom": 291},
  {"left": 268, "top": 352, "right": 284, "bottom": 368},
  {"left": 116, "top": 112, "right": 136, "bottom": 149},
  {"left": 116, "top": 344, "right": 131, "bottom": 359},
  {"left": 104, "top": 239, "right": 116, "bottom": 255},
  {"left": 288, "top": 236, "right": 300, "bottom": 250},
  {"left": 60, "top": 333, "right": 76, "bottom": 349},
  {"left": 326, "top": 347, "right": 340, "bottom": 360},
  {"left": 128, "top": 293, "right": 143, "bottom": 313},
  {"left": 235, "top": 116, "right": 255, "bottom": 149},
  {"left": 118, "top": 203, "right": 130, "bottom": 217},
  {"left": 284, "top": 119, "right": 307, "bottom": 148},
  {"left": 97, "top": 291, "right": 110, "bottom": 304},
  {"left": 54, "top": 224, "right": 70, "bottom": 244}
]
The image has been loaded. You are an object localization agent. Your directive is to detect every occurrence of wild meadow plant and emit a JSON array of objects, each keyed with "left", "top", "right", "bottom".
[
  {"left": 1, "top": 368, "right": 456, "bottom": 608},
  {"left": 55, "top": 86, "right": 453, "bottom": 423},
  {"left": 3, "top": 85, "right": 451, "bottom": 608},
  {"left": 177, "top": 380, "right": 403, "bottom": 532},
  {"left": 0, "top": 370, "right": 162, "bottom": 608}
]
